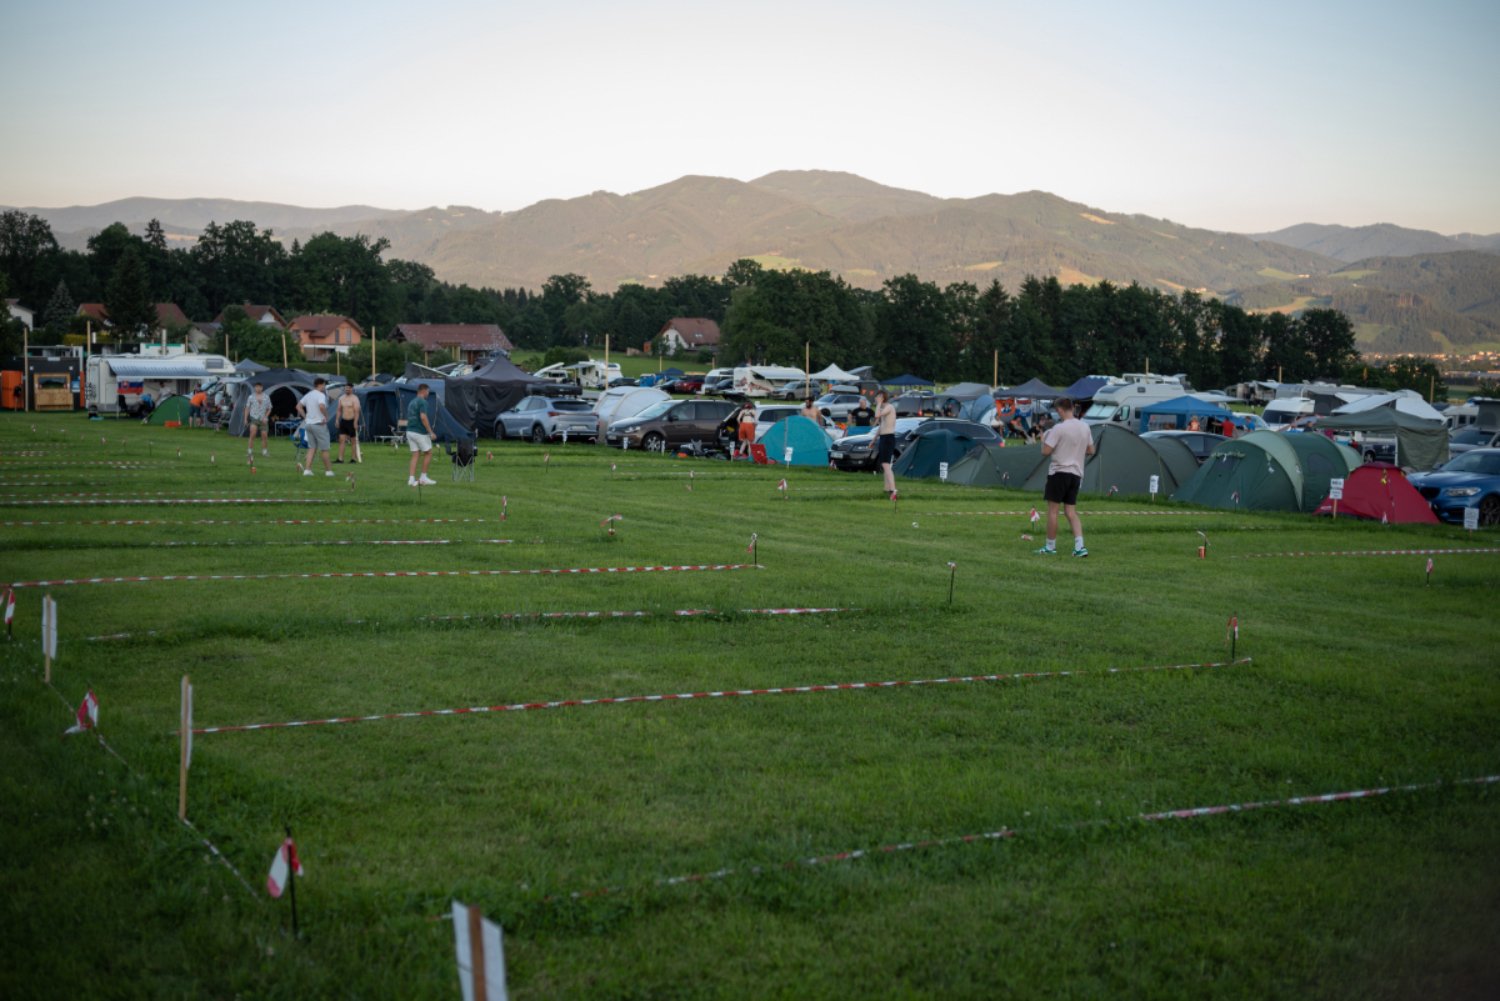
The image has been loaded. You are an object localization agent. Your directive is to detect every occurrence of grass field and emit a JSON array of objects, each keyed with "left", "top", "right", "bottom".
[{"left": 3, "top": 414, "right": 1499, "bottom": 999}]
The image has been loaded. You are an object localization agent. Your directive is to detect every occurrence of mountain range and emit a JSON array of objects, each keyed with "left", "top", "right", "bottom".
[{"left": 10, "top": 172, "right": 1500, "bottom": 352}]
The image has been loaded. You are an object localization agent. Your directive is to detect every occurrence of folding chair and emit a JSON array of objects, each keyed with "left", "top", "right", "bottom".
[
  {"left": 291, "top": 422, "right": 309, "bottom": 466},
  {"left": 749, "top": 443, "right": 773, "bottom": 465},
  {"left": 447, "top": 436, "right": 477, "bottom": 482},
  {"left": 387, "top": 419, "right": 408, "bottom": 448}
]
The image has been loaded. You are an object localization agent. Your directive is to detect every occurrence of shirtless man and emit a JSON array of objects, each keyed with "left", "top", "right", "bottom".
[
  {"left": 334, "top": 386, "right": 362, "bottom": 463},
  {"left": 874, "top": 390, "right": 898, "bottom": 497}
]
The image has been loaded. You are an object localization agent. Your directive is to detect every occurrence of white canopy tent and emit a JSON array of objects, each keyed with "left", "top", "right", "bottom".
[
  {"left": 810, "top": 364, "right": 860, "bottom": 383},
  {"left": 1332, "top": 391, "right": 1445, "bottom": 423}
]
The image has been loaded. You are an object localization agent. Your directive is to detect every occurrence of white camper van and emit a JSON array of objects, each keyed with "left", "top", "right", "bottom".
[
  {"left": 85, "top": 351, "right": 236, "bottom": 414},
  {"left": 1082, "top": 380, "right": 1189, "bottom": 428},
  {"left": 532, "top": 359, "right": 621, "bottom": 389},
  {"left": 1261, "top": 397, "right": 1315, "bottom": 428},
  {"left": 732, "top": 366, "right": 806, "bottom": 397}
]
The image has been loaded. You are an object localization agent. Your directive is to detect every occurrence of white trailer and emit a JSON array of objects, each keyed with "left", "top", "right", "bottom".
[
  {"left": 85, "top": 352, "right": 236, "bottom": 413},
  {"left": 732, "top": 365, "right": 806, "bottom": 397}
]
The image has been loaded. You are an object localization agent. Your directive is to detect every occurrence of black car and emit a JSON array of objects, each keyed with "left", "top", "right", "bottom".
[
  {"left": 828, "top": 417, "right": 928, "bottom": 471},
  {"left": 906, "top": 419, "right": 1002, "bottom": 445}
]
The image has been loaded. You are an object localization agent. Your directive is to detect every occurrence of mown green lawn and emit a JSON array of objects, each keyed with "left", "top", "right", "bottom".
[{"left": 2, "top": 414, "right": 1498, "bottom": 999}]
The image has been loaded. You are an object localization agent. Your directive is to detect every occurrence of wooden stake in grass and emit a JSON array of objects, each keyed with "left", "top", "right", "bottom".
[
  {"left": 947, "top": 561, "right": 957, "bottom": 606},
  {"left": 1227, "top": 614, "right": 1238, "bottom": 660},
  {"left": 179, "top": 675, "right": 193, "bottom": 820},
  {"left": 500, "top": 496, "right": 508, "bottom": 522},
  {"left": 748, "top": 532, "right": 758, "bottom": 567},
  {"left": 1197, "top": 531, "right": 1209, "bottom": 559},
  {"left": 601, "top": 513, "right": 622, "bottom": 537},
  {"left": 41, "top": 593, "right": 57, "bottom": 683}
]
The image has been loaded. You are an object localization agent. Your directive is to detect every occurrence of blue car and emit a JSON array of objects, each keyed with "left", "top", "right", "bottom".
[{"left": 1408, "top": 448, "right": 1500, "bottom": 526}]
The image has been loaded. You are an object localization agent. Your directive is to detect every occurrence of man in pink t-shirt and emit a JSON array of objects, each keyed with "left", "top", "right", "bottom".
[{"left": 1035, "top": 396, "right": 1095, "bottom": 557}]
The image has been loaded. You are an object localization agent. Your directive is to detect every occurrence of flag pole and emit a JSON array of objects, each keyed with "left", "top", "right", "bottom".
[
  {"left": 178, "top": 674, "right": 190, "bottom": 820},
  {"left": 285, "top": 824, "right": 301, "bottom": 939}
]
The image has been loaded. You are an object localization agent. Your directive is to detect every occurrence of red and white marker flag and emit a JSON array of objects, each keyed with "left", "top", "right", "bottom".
[
  {"left": 266, "top": 837, "right": 303, "bottom": 898},
  {"left": 65, "top": 690, "right": 99, "bottom": 735},
  {"left": 500, "top": 496, "right": 507, "bottom": 521},
  {"left": 1108, "top": 485, "right": 1119, "bottom": 496},
  {"left": 747, "top": 532, "right": 758, "bottom": 554},
  {"left": 600, "top": 514, "right": 623, "bottom": 528},
  {"left": 777, "top": 478, "right": 788, "bottom": 494},
  {"left": 452, "top": 900, "right": 508, "bottom": 1001},
  {"left": 2, "top": 587, "right": 14, "bottom": 630},
  {"left": 1426, "top": 557, "right": 1434, "bottom": 584},
  {"left": 1227, "top": 615, "right": 1238, "bottom": 642},
  {"left": 1028, "top": 507, "right": 1040, "bottom": 524}
]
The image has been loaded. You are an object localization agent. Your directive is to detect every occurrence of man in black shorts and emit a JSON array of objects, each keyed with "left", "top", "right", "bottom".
[{"left": 1035, "top": 396, "right": 1095, "bottom": 557}]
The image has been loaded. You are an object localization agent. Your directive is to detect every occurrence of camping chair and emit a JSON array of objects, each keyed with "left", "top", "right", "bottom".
[
  {"left": 748, "top": 443, "right": 774, "bottom": 465},
  {"left": 447, "top": 436, "right": 477, "bottom": 482},
  {"left": 382, "top": 419, "right": 408, "bottom": 448},
  {"left": 290, "top": 421, "right": 309, "bottom": 466}
]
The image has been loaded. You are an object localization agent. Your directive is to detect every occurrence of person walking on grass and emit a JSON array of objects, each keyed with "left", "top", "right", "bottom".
[
  {"left": 334, "top": 385, "right": 362, "bottom": 464},
  {"left": 735, "top": 399, "right": 757, "bottom": 460},
  {"left": 296, "top": 377, "right": 334, "bottom": 477},
  {"left": 1035, "top": 395, "right": 1095, "bottom": 557},
  {"left": 874, "top": 390, "right": 898, "bottom": 498},
  {"left": 246, "top": 382, "right": 272, "bottom": 460},
  {"left": 406, "top": 382, "right": 437, "bottom": 487}
]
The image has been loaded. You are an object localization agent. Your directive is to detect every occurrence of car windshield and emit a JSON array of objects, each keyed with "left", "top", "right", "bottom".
[
  {"left": 1441, "top": 451, "right": 1500, "bottom": 475},
  {"left": 1083, "top": 403, "right": 1117, "bottom": 420},
  {"left": 630, "top": 401, "right": 675, "bottom": 421}
]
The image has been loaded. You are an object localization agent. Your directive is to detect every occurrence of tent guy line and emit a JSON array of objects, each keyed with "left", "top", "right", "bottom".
[
  {"left": 553, "top": 773, "right": 1500, "bottom": 902},
  {"left": 1232, "top": 548, "right": 1500, "bottom": 559},
  {"left": 0, "top": 498, "right": 335, "bottom": 507},
  {"left": 184, "top": 658, "right": 1250, "bottom": 736},
  {"left": 1, "top": 517, "right": 501, "bottom": 527},
  {"left": 10, "top": 563, "right": 759, "bottom": 589}
]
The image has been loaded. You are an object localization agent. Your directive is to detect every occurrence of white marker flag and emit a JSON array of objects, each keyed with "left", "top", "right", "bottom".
[
  {"left": 1149, "top": 475, "right": 1160, "bottom": 496},
  {"left": 2, "top": 587, "right": 15, "bottom": 628},
  {"left": 938, "top": 462, "right": 949, "bottom": 482},
  {"left": 42, "top": 595, "right": 58, "bottom": 660},
  {"left": 452, "top": 900, "right": 509, "bottom": 1001},
  {"left": 182, "top": 676, "right": 194, "bottom": 770}
]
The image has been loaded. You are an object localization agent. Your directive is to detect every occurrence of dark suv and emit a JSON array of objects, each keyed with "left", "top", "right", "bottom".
[{"left": 605, "top": 399, "right": 738, "bottom": 452}]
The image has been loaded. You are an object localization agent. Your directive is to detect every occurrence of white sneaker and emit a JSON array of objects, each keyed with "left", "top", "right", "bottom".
[
  {"left": 261, "top": 449, "right": 268, "bottom": 456},
  {"left": 302, "top": 468, "right": 313, "bottom": 477},
  {"left": 418, "top": 475, "right": 437, "bottom": 486},
  {"left": 325, "top": 470, "right": 335, "bottom": 477},
  {"left": 408, "top": 476, "right": 418, "bottom": 487}
]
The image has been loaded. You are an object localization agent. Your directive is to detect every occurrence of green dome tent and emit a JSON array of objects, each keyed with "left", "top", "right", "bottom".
[
  {"left": 1021, "top": 424, "right": 1185, "bottom": 496},
  {"left": 893, "top": 425, "right": 990, "bottom": 479},
  {"left": 1282, "top": 433, "right": 1361, "bottom": 510},
  {"left": 947, "top": 442, "right": 1037, "bottom": 487},
  {"left": 1141, "top": 434, "right": 1200, "bottom": 489},
  {"left": 147, "top": 396, "right": 193, "bottom": 425},
  {"left": 1173, "top": 430, "right": 1309, "bottom": 512}
]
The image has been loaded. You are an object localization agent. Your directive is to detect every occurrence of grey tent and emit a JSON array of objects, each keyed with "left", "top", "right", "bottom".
[
  {"left": 943, "top": 382, "right": 993, "bottom": 401},
  {"left": 1140, "top": 434, "right": 1200, "bottom": 489},
  {"left": 235, "top": 358, "right": 269, "bottom": 375},
  {"left": 358, "top": 380, "right": 469, "bottom": 443},
  {"left": 1319, "top": 404, "right": 1449, "bottom": 470},
  {"left": 1005, "top": 378, "right": 1063, "bottom": 399},
  {"left": 225, "top": 368, "right": 316, "bottom": 437}
]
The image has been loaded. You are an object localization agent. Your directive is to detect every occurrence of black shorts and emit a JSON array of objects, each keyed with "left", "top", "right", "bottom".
[
  {"left": 1044, "top": 472, "right": 1082, "bottom": 506},
  {"left": 876, "top": 433, "right": 896, "bottom": 464},
  {"left": 338, "top": 418, "right": 357, "bottom": 438}
]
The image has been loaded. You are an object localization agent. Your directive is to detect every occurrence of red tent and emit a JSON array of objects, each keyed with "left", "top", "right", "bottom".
[{"left": 1313, "top": 463, "right": 1438, "bottom": 524}]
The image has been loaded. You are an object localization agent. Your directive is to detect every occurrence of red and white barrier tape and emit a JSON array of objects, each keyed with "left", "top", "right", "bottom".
[
  {"left": 2, "top": 517, "right": 497, "bottom": 527},
  {"left": 186, "top": 657, "right": 1248, "bottom": 736},
  {"left": 87, "top": 606, "right": 854, "bottom": 642},
  {"left": 563, "top": 773, "right": 1500, "bottom": 899},
  {"left": 1, "top": 490, "right": 315, "bottom": 498},
  {"left": 0, "top": 497, "right": 331, "bottom": 507},
  {"left": 926, "top": 510, "right": 1226, "bottom": 517},
  {"left": 1234, "top": 547, "right": 1500, "bottom": 559},
  {"left": 12, "top": 562, "right": 758, "bottom": 590},
  {"left": 147, "top": 538, "right": 514, "bottom": 548}
]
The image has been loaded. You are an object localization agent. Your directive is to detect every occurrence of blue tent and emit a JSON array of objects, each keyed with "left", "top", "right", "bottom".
[
  {"left": 358, "top": 380, "right": 470, "bottom": 443},
  {"left": 885, "top": 373, "right": 935, "bottom": 387},
  {"left": 1136, "top": 395, "right": 1232, "bottom": 433},
  {"left": 892, "top": 425, "right": 992, "bottom": 479},
  {"left": 1060, "top": 376, "right": 1110, "bottom": 402},
  {"left": 757, "top": 415, "right": 832, "bottom": 466}
]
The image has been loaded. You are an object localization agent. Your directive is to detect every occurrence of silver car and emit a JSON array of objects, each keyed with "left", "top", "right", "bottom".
[{"left": 494, "top": 396, "right": 597, "bottom": 442}]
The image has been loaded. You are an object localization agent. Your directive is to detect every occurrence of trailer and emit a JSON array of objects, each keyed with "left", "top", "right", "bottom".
[{"left": 85, "top": 351, "right": 236, "bottom": 414}]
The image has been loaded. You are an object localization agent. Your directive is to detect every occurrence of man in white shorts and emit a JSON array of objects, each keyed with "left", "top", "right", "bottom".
[
  {"left": 296, "top": 377, "right": 334, "bottom": 477},
  {"left": 406, "top": 382, "right": 437, "bottom": 487}
]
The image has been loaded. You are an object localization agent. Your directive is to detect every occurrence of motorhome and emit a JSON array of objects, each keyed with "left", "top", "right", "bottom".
[
  {"left": 532, "top": 359, "right": 621, "bottom": 390},
  {"left": 1261, "top": 397, "right": 1314, "bottom": 428},
  {"left": 84, "top": 349, "right": 236, "bottom": 414},
  {"left": 1082, "top": 379, "right": 1191, "bottom": 428},
  {"left": 732, "top": 365, "right": 806, "bottom": 397}
]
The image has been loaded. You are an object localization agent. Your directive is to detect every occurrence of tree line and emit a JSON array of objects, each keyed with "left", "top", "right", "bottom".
[{"left": 0, "top": 209, "right": 1444, "bottom": 395}]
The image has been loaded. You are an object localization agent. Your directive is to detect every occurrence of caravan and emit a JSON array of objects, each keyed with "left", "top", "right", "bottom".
[
  {"left": 85, "top": 350, "right": 236, "bottom": 415},
  {"left": 1082, "top": 376, "right": 1190, "bottom": 428},
  {"left": 532, "top": 359, "right": 621, "bottom": 390},
  {"left": 732, "top": 365, "right": 806, "bottom": 397}
]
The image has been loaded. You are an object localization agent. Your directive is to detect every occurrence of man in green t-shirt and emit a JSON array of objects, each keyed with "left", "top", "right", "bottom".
[{"left": 406, "top": 383, "right": 437, "bottom": 487}]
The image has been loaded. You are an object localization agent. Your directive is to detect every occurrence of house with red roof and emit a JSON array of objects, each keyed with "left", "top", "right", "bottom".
[
  {"left": 657, "top": 317, "right": 721, "bottom": 356},
  {"left": 289, "top": 314, "right": 364, "bottom": 361},
  {"left": 390, "top": 323, "right": 513, "bottom": 364}
]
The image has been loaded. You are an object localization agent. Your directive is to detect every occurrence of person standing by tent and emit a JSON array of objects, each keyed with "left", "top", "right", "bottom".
[
  {"left": 296, "top": 377, "right": 334, "bottom": 477},
  {"left": 246, "top": 382, "right": 271, "bottom": 459},
  {"left": 190, "top": 386, "right": 208, "bottom": 428},
  {"left": 875, "top": 390, "right": 898, "bottom": 498},
  {"left": 1035, "top": 396, "right": 1095, "bottom": 557},
  {"left": 800, "top": 397, "right": 821, "bottom": 423},
  {"left": 334, "top": 386, "right": 362, "bottom": 464},
  {"left": 406, "top": 382, "right": 437, "bottom": 487},
  {"left": 848, "top": 395, "right": 875, "bottom": 431},
  {"left": 734, "top": 399, "right": 757, "bottom": 460}
]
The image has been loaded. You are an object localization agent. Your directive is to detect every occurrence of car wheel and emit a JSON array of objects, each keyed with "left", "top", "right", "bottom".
[
  {"left": 642, "top": 431, "right": 666, "bottom": 453},
  {"left": 1481, "top": 495, "right": 1500, "bottom": 527},
  {"left": 530, "top": 425, "right": 546, "bottom": 443},
  {"left": 494, "top": 422, "right": 507, "bottom": 440}
]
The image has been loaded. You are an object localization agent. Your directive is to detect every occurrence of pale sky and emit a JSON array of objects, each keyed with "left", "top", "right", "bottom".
[{"left": 3, "top": 0, "right": 1497, "bottom": 234}]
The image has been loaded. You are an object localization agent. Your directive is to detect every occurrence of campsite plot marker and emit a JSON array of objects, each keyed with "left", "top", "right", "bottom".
[
  {"left": 1426, "top": 557, "right": 1434, "bottom": 586},
  {"left": 777, "top": 478, "right": 788, "bottom": 499},
  {"left": 1149, "top": 474, "right": 1159, "bottom": 501},
  {"left": 41, "top": 593, "right": 57, "bottom": 682},
  {"left": 783, "top": 446, "right": 794, "bottom": 466},
  {"left": 1227, "top": 614, "right": 1238, "bottom": 659},
  {"left": 543, "top": 451, "right": 550, "bottom": 472},
  {"left": 748, "top": 532, "right": 758, "bottom": 566},
  {"left": 179, "top": 675, "right": 193, "bottom": 820},
  {"left": 3, "top": 587, "right": 14, "bottom": 639},
  {"left": 500, "top": 496, "right": 507, "bottom": 521},
  {"left": 1329, "top": 477, "right": 1344, "bottom": 519},
  {"left": 939, "top": 461, "right": 949, "bottom": 483},
  {"left": 1465, "top": 506, "right": 1480, "bottom": 532},
  {"left": 601, "top": 513, "right": 622, "bottom": 537},
  {"left": 947, "top": 561, "right": 957, "bottom": 605},
  {"left": 1197, "top": 531, "right": 1208, "bottom": 559}
]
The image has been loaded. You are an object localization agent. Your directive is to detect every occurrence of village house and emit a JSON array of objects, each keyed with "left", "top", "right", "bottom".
[
  {"left": 389, "top": 323, "right": 513, "bottom": 365},
  {"left": 657, "top": 317, "right": 721, "bottom": 356},
  {"left": 213, "top": 304, "right": 288, "bottom": 329},
  {"left": 289, "top": 314, "right": 363, "bottom": 361}
]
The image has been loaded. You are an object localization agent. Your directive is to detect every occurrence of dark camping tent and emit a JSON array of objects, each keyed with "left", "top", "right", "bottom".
[
  {"left": 1319, "top": 405, "right": 1449, "bottom": 470},
  {"left": 893, "top": 424, "right": 991, "bottom": 479},
  {"left": 1312, "top": 463, "right": 1438, "bottom": 524},
  {"left": 358, "top": 381, "right": 469, "bottom": 443},
  {"left": 225, "top": 369, "right": 316, "bottom": 436},
  {"left": 234, "top": 358, "right": 269, "bottom": 375},
  {"left": 442, "top": 355, "right": 549, "bottom": 434},
  {"left": 758, "top": 415, "right": 832, "bottom": 467},
  {"left": 943, "top": 382, "right": 993, "bottom": 401},
  {"left": 1005, "top": 378, "right": 1062, "bottom": 400},
  {"left": 1020, "top": 424, "right": 1187, "bottom": 496},
  {"left": 1136, "top": 395, "right": 1232, "bottom": 433},
  {"left": 1141, "top": 434, "right": 1200, "bottom": 488},
  {"left": 1173, "top": 430, "right": 1358, "bottom": 512},
  {"left": 885, "top": 373, "right": 935, "bottom": 388},
  {"left": 1060, "top": 376, "right": 1110, "bottom": 403}
]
